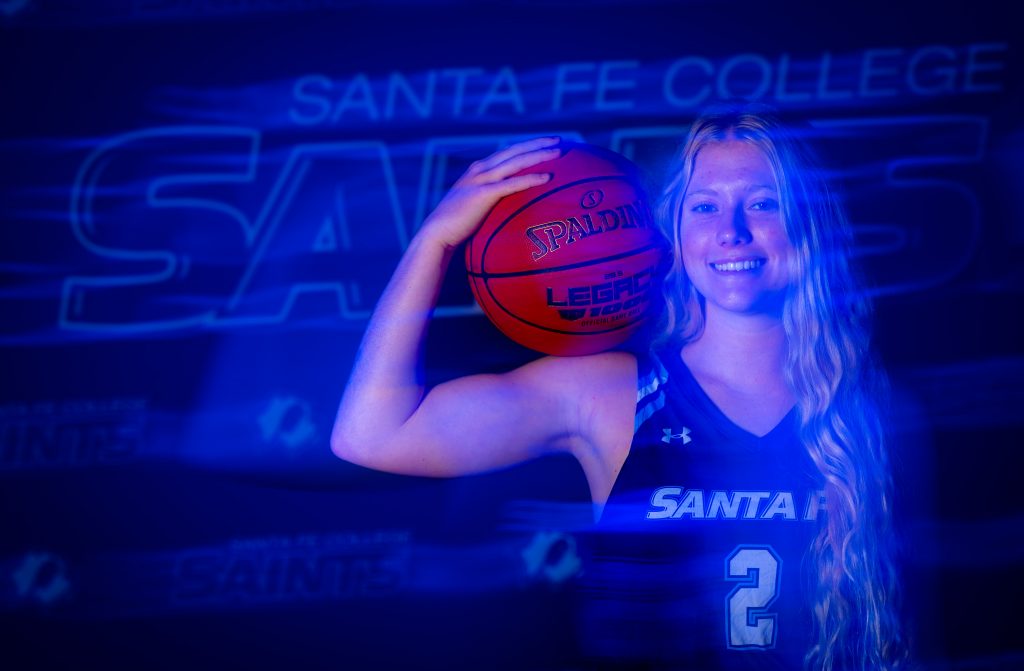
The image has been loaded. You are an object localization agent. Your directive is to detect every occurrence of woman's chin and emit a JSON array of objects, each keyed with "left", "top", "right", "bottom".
[{"left": 704, "top": 293, "right": 786, "bottom": 320}]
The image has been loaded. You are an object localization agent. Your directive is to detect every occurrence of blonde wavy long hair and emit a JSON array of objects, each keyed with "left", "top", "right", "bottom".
[{"left": 657, "top": 103, "right": 906, "bottom": 670}]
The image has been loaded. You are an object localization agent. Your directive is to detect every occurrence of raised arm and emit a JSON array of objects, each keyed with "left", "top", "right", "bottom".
[{"left": 332, "top": 137, "right": 614, "bottom": 477}]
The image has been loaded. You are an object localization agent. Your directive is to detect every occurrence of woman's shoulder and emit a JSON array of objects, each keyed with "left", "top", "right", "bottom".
[
  {"left": 524, "top": 350, "right": 640, "bottom": 504},
  {"left": 515, "top": 349, "right": 640, "bottom": 394},
  {"left": 507, "top": 350, "right": 640, "bottom": 432}
]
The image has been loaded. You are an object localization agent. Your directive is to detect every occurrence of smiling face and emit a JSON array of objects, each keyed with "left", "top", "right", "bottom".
[{"left": 679, "top": 139, "right": 794, "bottom": 320}]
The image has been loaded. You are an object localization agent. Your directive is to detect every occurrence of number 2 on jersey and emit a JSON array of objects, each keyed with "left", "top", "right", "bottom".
[{"left": 725, "top": 545, "right": 781, "bottom": 649}]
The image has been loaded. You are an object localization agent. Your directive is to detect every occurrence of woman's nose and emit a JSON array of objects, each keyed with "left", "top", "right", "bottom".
[{"left": 716, "top": 205, "right": 753, "bottom": 246}]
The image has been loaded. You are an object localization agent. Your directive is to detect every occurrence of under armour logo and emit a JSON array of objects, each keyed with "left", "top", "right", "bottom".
[{"left": 662, "top": 427, "right": 692, "bottom": 444}]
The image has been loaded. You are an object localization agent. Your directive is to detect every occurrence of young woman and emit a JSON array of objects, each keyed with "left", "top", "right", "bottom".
[{"left": 333, "top": 104, "right": 906, "bottom": 669}]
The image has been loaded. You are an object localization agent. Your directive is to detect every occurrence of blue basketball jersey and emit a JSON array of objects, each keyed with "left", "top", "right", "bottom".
[{"left": 575, "top": 349, "right": 824, "bottom": 669}]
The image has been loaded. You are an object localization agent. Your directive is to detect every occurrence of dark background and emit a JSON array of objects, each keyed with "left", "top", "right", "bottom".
[{"left": 2, "top": 1, "right": 1022, "bottom": 669}]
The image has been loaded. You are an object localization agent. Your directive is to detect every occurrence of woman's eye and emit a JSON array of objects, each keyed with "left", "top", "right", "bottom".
[
  {"left": 691, "top": 202, "right": 716, "bottom": 214},
  {"left": 750, "top": 198, "right": 779, "bottom": 211}
]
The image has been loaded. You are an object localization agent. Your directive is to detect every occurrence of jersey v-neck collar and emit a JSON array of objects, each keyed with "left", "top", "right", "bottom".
[{"left": 659, "top": 348, "right": 797, "bottom": 448}]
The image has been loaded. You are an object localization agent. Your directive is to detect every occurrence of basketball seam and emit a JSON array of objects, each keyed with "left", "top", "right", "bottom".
[
  {"left": 469, "top": 272, "right": 507, "bottom": 340},
  {"left": 468, "top": 242, "right": 662, "bottom": 279}
]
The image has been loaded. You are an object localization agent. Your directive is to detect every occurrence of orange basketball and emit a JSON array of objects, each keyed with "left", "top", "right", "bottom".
[{"left": 466, "top": 142, "right": 666, "bottom": 356}]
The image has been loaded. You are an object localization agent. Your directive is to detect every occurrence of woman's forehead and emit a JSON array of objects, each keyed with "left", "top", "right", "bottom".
[{"left": 689, "top": 140, "right": 776, "bottom": 191}]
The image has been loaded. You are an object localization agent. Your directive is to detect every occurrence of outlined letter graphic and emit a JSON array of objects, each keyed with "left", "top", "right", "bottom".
[
  {"left": 63, "top": 126, "right": 262, "bottom": 333},
  {"left": 222, "top": 141, "right": 407, "bottom": 325},
  {"left": 810, "top": 116, "right": 985, "bottom": 296},
  {"left": 63, "top": 129, "right": 409, "bottom": 332}
]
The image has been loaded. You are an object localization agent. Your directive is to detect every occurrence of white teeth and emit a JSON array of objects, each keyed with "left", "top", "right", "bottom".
[{"left": 712, "top": 259, "right": 764, "bottom": 272}]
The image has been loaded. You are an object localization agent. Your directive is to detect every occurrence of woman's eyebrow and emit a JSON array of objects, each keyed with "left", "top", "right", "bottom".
[{"left": 684, "top": 184, "right": 777, "bottom": 198}]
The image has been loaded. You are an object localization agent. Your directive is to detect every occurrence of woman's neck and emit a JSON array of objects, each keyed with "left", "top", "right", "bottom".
[{"left": 681, "top": 307, "right": 789, "bottom": 392}]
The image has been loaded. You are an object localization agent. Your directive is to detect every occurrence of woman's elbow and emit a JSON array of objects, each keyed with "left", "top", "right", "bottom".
[
  {"left": 330, "top": 422, "right": 365, "bottom": 464},
  {"left": 330, "top": 422, "right": 402, "bottom": 474}
]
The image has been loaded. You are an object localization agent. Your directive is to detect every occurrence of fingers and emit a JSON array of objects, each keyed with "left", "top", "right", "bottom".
[
  {"left": 486, "top": 171, "right": 552, "bottom": 199},
  {"left": 487, "top": 145, "right": 562, "bottom": 182},
  {"left": 470, "top": 136, "right": 561, "bottom": 175}
]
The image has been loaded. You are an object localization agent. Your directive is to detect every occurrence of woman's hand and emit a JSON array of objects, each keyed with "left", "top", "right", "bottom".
[{"left": 419, "top": 136, "right": 562, "bottom": 250}]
